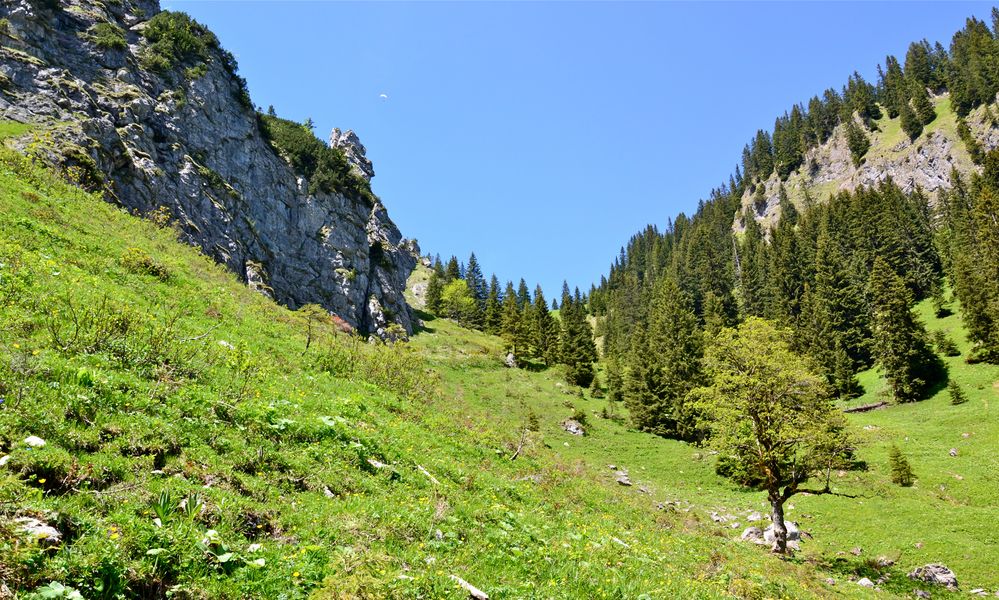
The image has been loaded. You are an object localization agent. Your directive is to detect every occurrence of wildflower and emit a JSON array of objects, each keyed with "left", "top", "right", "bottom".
[
  {"left": 293, "top": 571, "right": 300, "bottom": 578},
  {"left": 37, "top": 478, "right": 46, "bottom": 484}
]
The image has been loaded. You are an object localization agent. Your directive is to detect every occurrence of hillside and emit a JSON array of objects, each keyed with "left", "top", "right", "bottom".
[
  {"left": 736, "top": 93, "right": 999, "bottom": 232},
  {"left": 0, "top": 123, "right": 867, "bottom": 599},
  {"left": 408, "top": 261, "right": 999, "bottom": 597}
]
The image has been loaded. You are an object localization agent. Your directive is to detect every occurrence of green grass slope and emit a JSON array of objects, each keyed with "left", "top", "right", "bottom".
[
  {"left": 409, "top": 270, "right": 997, "bottom": 597},
  {"left": 0, "top": 125, "right": 855, "bottom": 598}
]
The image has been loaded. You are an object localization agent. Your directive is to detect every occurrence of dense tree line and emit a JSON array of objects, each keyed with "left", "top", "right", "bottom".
[
  {"left": 424, "top": 254, "right": 597, "bottom": 386},
  {"left": 592, "top": 13, "right": 999, "bottom": 441},
  {"left": 736, "top": 12, "right": 999, "bottom": 184}
]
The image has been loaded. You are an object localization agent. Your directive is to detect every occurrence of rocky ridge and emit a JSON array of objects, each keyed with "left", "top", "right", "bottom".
[
  {"left": 0, "top": 0, "right": 416, "bottom": 337},
  {"left": 737, "top": 93, "right": 999, "bottom": 232}
]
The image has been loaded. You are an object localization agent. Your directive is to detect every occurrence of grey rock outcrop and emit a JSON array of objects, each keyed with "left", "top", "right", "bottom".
[
  {"left": 561, "top": 418, "right": 585, "bottom": 436},
  {"left": 330, "top": 128, "right": 374, "bottom": 182},
  {"left": 908, "top": 564, "right": 959, "bottom": 590},
  {"left": 0, "top": 0, "right": 416, "bottom": 336},
  {"left": 735, "top": 93, "right": 999, "bottom": 233}
]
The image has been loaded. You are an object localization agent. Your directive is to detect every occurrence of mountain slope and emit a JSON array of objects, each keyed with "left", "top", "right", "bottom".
[
  {"left": 0, "top": 0, "right": 415, "bottom": 336},
  {"left": 737, "top": 93, "right": 995, "bottom": 232},
  {"left": 409, "top": 260, "right": 998, "bottom": 596},
  {"left": 0, "top": 124, "right": 862, "bottom": 600}
]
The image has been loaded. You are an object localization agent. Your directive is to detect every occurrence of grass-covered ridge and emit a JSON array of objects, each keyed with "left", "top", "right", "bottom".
[{"left": 0, "top": 124, "right": 843, "bottom": 598}]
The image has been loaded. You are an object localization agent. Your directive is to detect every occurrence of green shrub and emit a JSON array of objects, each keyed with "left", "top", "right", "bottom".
[
  {"left": 931, "top": 330, "right": 960, "bottom": 356},
  {"left": 140, "top": 11, "right": 252, "bottom": 108},
  {"left": 257, "top": 113, "right": 374, "bottom": 202},
  {"left": 89, "top": 22, "right": 127, "bottom": 51},
  {"left": 888, "top": 445, "right": 915, "bottom": 486},
  {"left": 120, "top": 247, "right": 171, "bottom": 281},
  {"left": 140, "top": 11, "right": 215, "bottom": 74},
  {"left": 949, "top": 380, "right": 969, "bottom": 405}
]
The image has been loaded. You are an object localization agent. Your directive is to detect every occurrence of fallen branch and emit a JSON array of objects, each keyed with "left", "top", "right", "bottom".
[
  {"left": 843, "top": 401, "right": 888, "bottom": 413},
  {"left": 509, "top": 429, "right": 528, "bottom": 461},
  {"left": 450, "top": 575, "right": 488, "bottom": 599},
  {"left": 416, "top": 464, "right": 440, "bottom": 486}
]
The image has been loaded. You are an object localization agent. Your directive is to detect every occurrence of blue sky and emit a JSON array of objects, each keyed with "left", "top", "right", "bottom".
[{"left": 167, "top": 1, "right": 992, "bottom": 297}]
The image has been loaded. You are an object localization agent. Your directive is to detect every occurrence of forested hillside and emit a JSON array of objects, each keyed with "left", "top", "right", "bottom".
[{"left": 587, "top": 14, "right": 999, "bottom": 438}]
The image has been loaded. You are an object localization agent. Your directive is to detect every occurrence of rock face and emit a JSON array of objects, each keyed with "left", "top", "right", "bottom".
[
  {"left": 735, "top": 93, "right": 999, "bottom": 233},
  {"left": 330, "top": 128, "right": 374, "bottom": 182},
  {"left": 0, "top": 0, "right": 416, "bottom": 336}
]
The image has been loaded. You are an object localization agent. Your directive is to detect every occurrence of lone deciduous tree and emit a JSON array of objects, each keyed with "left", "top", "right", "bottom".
[{"left": 692, "top": 318, "right": 854, "bottom": 554}]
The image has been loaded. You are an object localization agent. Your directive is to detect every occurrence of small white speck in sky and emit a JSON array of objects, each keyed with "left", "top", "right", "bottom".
[{"left": 379, "top": 93, "right": 389, "bottom": 100}]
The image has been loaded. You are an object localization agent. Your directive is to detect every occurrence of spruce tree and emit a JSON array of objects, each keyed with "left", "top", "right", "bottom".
[
  {"left": 868, "top": 258, "right": 945, "bottom": 402},
  {"left": 845, "top": 119, "right": 870, "bottom": 166},
  {"left": 464, "top": 253, "right": 487, "bottom": 306},
  {"left": 501, "top": 281, "right": 529, "bottom": 359},
  {"left": 463, "top": 253, "right": 486, "bottom": 329},
  {"left": 948, "top": 380, "right": 969, "bottom": 405},
  {"left": 484, "top": 275, "right": 502, "bottom": 335},
  {"left": 516, "top": 279, "right": 531, "bottom": 311},
  {"left": 530, "top": 285, "right": 559, "bottom": 366},
  {"left": 444, "top": 256, "right": 461, "bottom": 282},
  {"left": 559, "top": 294, "right": 596, "bottom": 387},
  {"left": 889, "top": 445, "right": 915, "bottom": 487},
  {"left": 425, "top": 264, "right": 444, "bottom": 314},
  {"left": 739, "top": 212, "right": 768, "bottom": 318},
  {"left": 910, "top": 82, "right": 936, "bottom": 125},
  {"left": 622, "top": 277, "right": 704, "bottom": 440},
  {"left": 899, "top": 99, "right": 922, "bottom": 141}
]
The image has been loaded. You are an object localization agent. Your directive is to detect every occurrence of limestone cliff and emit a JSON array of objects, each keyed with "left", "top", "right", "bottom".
[
  {"left": 736, "top": 94, "right": 999, "bottom": 231},
  {"left": 0, "top": 0, "right": 416, "bottom": 337}
]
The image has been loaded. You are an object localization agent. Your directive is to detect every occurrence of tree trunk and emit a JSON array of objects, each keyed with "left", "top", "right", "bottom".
[{"left": 769, "top": 494, "right": 788, "bottom": 554}]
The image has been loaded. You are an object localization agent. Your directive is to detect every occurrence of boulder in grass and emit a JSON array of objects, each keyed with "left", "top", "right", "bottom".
[
  {"left": 14, "top": 517, "right": 61, "bottom": 545},
  {"left": 763, "top": 521, "right": 801, "bottom": 549},
  {"left": 908, "top": 564, "right": 958, "bottom": 590},
  {"left": 561, "top": 419, "right": 585, "bottom": 436}
]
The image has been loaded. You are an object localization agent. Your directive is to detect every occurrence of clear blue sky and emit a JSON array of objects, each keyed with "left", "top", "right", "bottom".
[{"left": 167, "top": 1, "right": 991, "bottom": 297}]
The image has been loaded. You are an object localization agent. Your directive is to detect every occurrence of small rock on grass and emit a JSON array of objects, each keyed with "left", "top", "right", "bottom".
[
  {"left": 857, "top": 577, "right": 874, "bottom": 588},
  {"left": 23, "top": 436, "right": 45, "bottom": 448}
]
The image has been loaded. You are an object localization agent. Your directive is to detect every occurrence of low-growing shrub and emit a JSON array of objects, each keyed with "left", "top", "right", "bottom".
[
  {"left": 257, "top": 113, "right": 374, "bottom": 202},
  {"left": 948, "top": 380, "right": 968, "bottom": 405},
  {"left": 120, "top": 247, "right": 171, "bottom": 281},
  {"left": 888, "top": 445, "right": 915, "bottom": 486},
  {"left": 931, "top": 330, "right": 960, "bottom": 357},
  {"left": 89, "top": 22, "right": 127, "bottom": 51}
]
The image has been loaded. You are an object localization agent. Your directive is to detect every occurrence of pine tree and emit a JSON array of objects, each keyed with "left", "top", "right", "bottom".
[
  {"left": 444, "top": 256, "right": 461, "bottom": 282},
  {"left": 622, "top": 277, "right": 704, "bottom": 440},
  {"left": 899, "top": 99, "right": 923, "bottom": 141},
  {"left": 889, "top": 445, "right": 915, "bottom": 486},
  {"left": 484, "top": 275, "right": 502, "bottom": 335},
  {"left": 425, "top": 263, "right": 444, "bottom": 314},
  {"left": 910, "top": 82, "right": 936, "bottom": 125},
  {"left": 868, "top": 258, "right": 945, "bottom": 402},
  {"left": 530, "top": 285, "right": 559, "bottom": 365},
  {"left": 948, "top": 380, "right": 968, "bottom": 405},
  {"left": 844, "top": 119, "right": 870, "bottom": 166}
]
